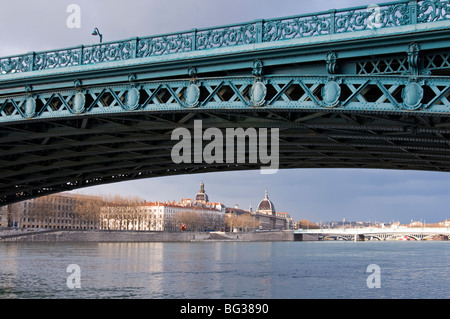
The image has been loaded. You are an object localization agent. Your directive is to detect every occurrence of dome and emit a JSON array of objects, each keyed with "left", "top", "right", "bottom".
[
  {"left": 257, "top": 189, "right": 275, "bottom": 215},
  {"left": 195, "top": 182, "right": 209, "bottom": 204},
  {"left": 195, "top": 193, "right": 209, "bottom": 202}
]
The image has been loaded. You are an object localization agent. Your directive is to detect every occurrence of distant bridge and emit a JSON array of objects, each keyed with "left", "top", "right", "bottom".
[
  {"left": 294, "top": 227, "right": 450, "bottom": 241},
  {"left": 1, "top": 0, "right": 450, "bottom": 205}
]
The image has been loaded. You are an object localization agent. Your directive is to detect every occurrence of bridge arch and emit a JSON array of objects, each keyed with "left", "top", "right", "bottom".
[
  {"left": 323, "top": 235, "right": 352, "bottom": 241},
  {"left": 0, "top": 0, "right": 450, "bottom": 205},
  {"left": 385, "top": 234, "right": 420, "bottom": 241},
  {"left": 365, "top": 235, "right": 383, "bottom": 241}
]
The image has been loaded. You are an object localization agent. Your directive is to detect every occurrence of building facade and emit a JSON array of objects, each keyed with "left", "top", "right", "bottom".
[
  {"left": 225, "top": 189, "right": 289, "bottom": 231},
  {"left": 1, "top": 183, "right": 290, "bottom": 232},
  {"left": 254, "top": 189, "right": 288, "bottom": 230},
  {"left": 0, "top": 193, "right": 101, "bottom": 229},
  {"left": 100, "top": 183, "right": 225, "bottom": 231}
]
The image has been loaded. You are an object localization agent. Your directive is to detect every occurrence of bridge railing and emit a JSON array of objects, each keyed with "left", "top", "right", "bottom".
[
  {"left": 0, "top": 0, "right": 448, "bottom": 75},
  {"left": 295, "top": 227, "right": 450, "bottom": 235}
]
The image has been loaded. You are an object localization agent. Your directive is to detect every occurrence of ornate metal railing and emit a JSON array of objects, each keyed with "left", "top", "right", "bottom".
[{"left": 0, "top": 0, "right": 449, "bottom": 75}]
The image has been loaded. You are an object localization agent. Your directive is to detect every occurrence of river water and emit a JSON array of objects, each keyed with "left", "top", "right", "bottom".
[{"left": 0, "top": 241, "right": 448, "bottom": 299}]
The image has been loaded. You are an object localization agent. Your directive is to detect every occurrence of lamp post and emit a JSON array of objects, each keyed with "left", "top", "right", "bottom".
[{"left": 92, "top": 28, "right": 103, "bottom": 43}]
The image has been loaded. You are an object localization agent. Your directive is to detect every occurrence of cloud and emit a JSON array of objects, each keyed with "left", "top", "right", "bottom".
[{"left": 1, "top": 0, "right": 396, "bottom": 55}]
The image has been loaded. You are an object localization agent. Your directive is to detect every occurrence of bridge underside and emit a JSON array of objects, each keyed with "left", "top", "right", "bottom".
[{"left": 2, "top": 107, "right": 450, "bottom": 205}]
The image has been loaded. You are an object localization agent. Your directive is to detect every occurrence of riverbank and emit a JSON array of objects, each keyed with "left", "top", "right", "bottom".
[{"left": 0, "top": 229, "right": 295, "bottom": 242}]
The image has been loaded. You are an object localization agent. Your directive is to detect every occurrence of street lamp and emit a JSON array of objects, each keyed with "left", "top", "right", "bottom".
[{"left": 91, "top": 28, "right": 103, "bottom": 43}]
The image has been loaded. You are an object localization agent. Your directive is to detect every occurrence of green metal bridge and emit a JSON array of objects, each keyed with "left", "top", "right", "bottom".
[{"left": 1, "top": 0, "right": 450, "bottom": 205}]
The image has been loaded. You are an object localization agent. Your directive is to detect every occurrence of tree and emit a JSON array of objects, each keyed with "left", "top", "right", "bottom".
[
  {"left": 99, "top": 194, "right": 144, "bottom": 230},
  {"left": 174, "top": 210, "right": 202, "bottom": 231},
  {"left": 72, "top": 195, "right": 103, "bottom": 229},
  {"left": 296, "top": 219, "right": 319, "bottom": 229},
  {"left": 225, "top": 213, "right": 260, "bottom": 232},
  {"left": 32, "top": 195, "right": 57, "bottom": 228}
]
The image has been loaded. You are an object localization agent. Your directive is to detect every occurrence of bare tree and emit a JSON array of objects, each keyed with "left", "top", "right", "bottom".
[
  {"left": 99, "top": 194, "right": 144, "bottom": 230},
  {"left": 73, "top": 195, "right": 103, "bottom": 229},
  {"left": 174, "top": 210, "right": 202, "bottom": 231},
  {"left": 29, "top": 195, "right": 57, "bottom": 228},
  {"left": 226, "top": 213, "right": 260, "bottom": 232}
]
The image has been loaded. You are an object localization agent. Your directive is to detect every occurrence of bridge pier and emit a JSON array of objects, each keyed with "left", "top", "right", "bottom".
[
  {"left": 354, "top": 234, "right": 365, "bottom": 241},
  {"left": 294, "top": 233, "right": 319, "bottom": 241}
]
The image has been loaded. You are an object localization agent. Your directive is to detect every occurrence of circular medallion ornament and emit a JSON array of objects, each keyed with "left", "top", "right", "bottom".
[
  {"left": 73, "top": 92, "right": 86, "bottom": 113},
  {"left": 402, "top": 82, "right": 423, "bottom": 110},
  {"left": 184, "top": 83, "right": 200, "bottom": 108},
  {"left": 321, "top": 81, "right": 341, "bottom": 108},
  {"left": 24, "top": 97, "right": 36, "bottom": 118},
  {"left": 125, "top": 88, "right": 140, "bottom": 110},
  {"left": 251, "top": 81, "right": 267, "bottom": 107}
]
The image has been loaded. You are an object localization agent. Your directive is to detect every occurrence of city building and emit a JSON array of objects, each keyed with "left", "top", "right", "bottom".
[
  {"left": 0, "top": 182, "right": 290, "bottom": 232},
  {"left": 194, "top": 181, "right": 209, "bottom": 204},
  {"left": 225, "top": 189, "right": 288, "bottom": 231},
  {"left": 256, "top": 189, "right": 276, "bottom": 215},
  {"left": 439, "top": 219, "right": 450, "bottom": 227},
  {"left": 100, "top": 182, "right": 226, "bottom": 231},
  {"left": 0, "top": 193, "right": 101, "bottom": 229},
  {"left": 276, "top": 212, "right": 295, "bottom": 230}
]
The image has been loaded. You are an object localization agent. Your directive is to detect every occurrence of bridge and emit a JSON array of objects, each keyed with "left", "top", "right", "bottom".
[
  {"left": 1, "top": 0, "right": 450, "bottom": 205},
  {"left": 294, "top": 227, "right": 450, "bottom": 240}
]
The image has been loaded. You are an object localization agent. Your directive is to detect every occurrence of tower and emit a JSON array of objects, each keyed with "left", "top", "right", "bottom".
[{"left": 194, "top": 181, "right": 209, "bottom": 205}]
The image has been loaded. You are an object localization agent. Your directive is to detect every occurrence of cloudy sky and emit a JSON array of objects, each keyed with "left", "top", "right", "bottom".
[{"left": 2, "top": 0, "right": 449, "bottom": 224}]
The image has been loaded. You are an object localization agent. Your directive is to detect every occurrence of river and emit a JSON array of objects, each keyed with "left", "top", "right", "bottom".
[{"left": 0, "top": 241, "right": 448, "bottom": 299}]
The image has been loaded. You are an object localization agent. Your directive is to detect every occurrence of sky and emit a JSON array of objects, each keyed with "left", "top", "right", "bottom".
[{"left": 2, "top": 0, "right": 450, "bottom": 224}]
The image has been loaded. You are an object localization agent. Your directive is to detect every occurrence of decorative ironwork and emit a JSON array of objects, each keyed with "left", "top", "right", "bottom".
[
  {"left": 326, "top": 52, "right": 338, "bottom": 74},
  {"left": 321, "top": 80, "right": 341, "bottom": 108},
  {"left": 407, "top": 42, "right": 421, "bottom": 75},
  {"left": 0, "top": 55, "right": 31, "bottom": 74},
  {"left": 196, "top": 24, "right": 256, "bottom": 50},
  {"left": 0, "top": 0, "right": 448, "bottom": 75},
  {"left": 357, "top": 51, "right": 450, "bottom": 75},
  {"left": 24, "top": 97, "right": 36, "bottom": 118},
  {"left": 136, "top": 33, "right": 193, "bottom": 57},
  {"left": 184, "top": 83, "right": 200, "bottom": 108},
  {"left": 251, "top": 81, "right": 267, "bottom": 106},
  {"left": 124, "top": 88, "right": 140, "bottom": 110},
  {"left": 424, "top": 52, "right": 450, "bottom": 70},
  {"left": 2, "top": 75, "right": 450, "bottom": 123},
  {"left": 34, "top": 48, "right": 80, "bottom": 70},
  {"left": 83, "top": 41, "right": 133, "bottom": 64},
  {"left": 357, "top": 57, "right": 409, "bottom": 75},
  {"left": 72, "top": 92, "right": 86, "bottom": 114},
  {"left": 402, "top": 81, "right": 424, "bottom": 109},
  {"left": 252, "top": 59, "right": 263, "bottom": 77},
  {"left": 263, "top": 12, "right": 333, "bottom": 41},
  {"left": 417, "top": 0, "right": 450, "bottom": 22}
]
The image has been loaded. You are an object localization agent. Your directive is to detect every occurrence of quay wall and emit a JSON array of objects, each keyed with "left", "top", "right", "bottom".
[{"left": 0, "top": 229, "right": 295, "bottom": 242}]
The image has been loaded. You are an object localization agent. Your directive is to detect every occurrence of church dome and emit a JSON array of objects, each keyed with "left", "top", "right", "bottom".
[
  {"left": 195, "top": 193, "right": 209, "bottom": 202},
  {"left": 195, "top": 182, "right": 209, "bottom": 204},
  {"left": 257, "top": 189, "right": 275, "bottom": 215}
]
